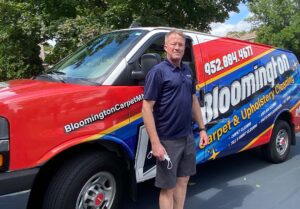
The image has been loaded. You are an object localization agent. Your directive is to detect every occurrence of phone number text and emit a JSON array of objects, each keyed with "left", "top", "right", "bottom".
[{"left": 204, "top": 45, "right": 253, "bottom": 75}]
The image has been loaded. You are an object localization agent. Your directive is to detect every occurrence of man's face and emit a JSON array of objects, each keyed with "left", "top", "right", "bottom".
[{"left": 164, "top": 34, "right": 185, "bottom": 64}]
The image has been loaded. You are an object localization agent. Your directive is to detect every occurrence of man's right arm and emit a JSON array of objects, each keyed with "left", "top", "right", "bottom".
[{"left": 142, "top": 100, "right": 166, "bottom": 161}]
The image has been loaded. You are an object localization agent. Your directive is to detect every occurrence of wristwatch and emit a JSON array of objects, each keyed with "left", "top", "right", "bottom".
[{"left": 199, "top": 127, "right": 206, "bottom": 132}]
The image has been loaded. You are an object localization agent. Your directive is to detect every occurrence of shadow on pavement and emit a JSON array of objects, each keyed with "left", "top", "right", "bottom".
[{"left": 123, "top": 142, "right": 300, "bottom": 209}]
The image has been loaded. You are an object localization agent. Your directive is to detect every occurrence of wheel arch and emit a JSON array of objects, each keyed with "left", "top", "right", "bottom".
[
  {"left": 27, "top": 137, "right": 136, "bottom": 209},
  {"left": 274, "top": 110, "right": 296, "bottom": 145}
]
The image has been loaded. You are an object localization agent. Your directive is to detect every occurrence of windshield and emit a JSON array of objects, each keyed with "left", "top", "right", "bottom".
[{"left": 37, "top": 30, "right": 146, "bottom": 85}]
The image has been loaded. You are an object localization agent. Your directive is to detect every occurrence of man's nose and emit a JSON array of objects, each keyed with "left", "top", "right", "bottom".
[{"left": 174, "top": 43, "right": 181, "bottom": 50}]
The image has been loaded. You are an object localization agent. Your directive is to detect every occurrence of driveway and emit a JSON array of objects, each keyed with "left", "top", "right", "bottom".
[{"left": 124, "top": 137, "right": 300, "bottom": 209}]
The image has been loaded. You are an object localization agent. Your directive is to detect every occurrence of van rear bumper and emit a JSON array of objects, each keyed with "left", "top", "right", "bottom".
[{"left": 0, "top": 168, "right": 39, "bottom": 195}]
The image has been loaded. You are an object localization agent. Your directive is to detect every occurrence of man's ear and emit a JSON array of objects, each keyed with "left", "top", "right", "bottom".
[{"left": 164, "top": 44, "right": 167, "bottom": 52}]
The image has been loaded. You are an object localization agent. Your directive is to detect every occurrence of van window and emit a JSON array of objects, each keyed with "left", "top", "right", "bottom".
[
  {"left": 113, "top": 34, "right": 166, "bottom": 86},
  {"left": 182, "top": 39, "right": 196, "bottom": 75},
  {"left": 143, "top": 37, "right": 166, "bottom": 60},
  {"left": 115, "top": 34, "right": 196, "bottom": 86},
  {"left": 37, "top": 30, "right": 147, "bottom": 85}
]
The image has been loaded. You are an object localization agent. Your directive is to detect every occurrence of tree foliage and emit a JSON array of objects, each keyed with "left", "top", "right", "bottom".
[
  {"left": 0, "top": 0, "right": 244, "bottom": 81},
  {"left": 0, "top": 1, "right": 43, "bottom": 80},
  {"left": 248, "top": 0, "right": 300, "bottom": 59}
]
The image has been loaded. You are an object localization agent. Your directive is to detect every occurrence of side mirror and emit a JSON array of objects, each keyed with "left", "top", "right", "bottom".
[{"left": 131, "top": 53, "right": 161, "bottom": 80}]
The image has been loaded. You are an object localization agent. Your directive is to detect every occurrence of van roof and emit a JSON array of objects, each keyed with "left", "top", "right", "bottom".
[
  {"left": 114, "top": 27, "right": 291, "bottom": 53},
  {"left": 117, "top": 26, "right": 251, "bottom": 43},
  {"left": 118, "top": 26, "right": 213, "bottom": 37}
]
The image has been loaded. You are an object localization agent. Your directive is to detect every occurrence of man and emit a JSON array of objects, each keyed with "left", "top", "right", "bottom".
[{"left": 142, "top": 30, "right": 208, "bottom": 209}]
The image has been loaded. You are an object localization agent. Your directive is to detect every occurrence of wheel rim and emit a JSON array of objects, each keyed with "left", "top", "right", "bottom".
[
  {"left": 76, "top": 171, "right": 116, "bottom": 209},
  {"left": 276, "top": 129, "right": 289, "bottom": 156}
]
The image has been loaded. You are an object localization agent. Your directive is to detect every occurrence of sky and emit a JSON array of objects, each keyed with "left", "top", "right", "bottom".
[{"left": 210, "top": 3, "right": 252, "bottom": 36}]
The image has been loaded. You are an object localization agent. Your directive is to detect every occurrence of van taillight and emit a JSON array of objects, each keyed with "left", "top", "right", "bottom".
[{"left": 0, "top": 117, "right": 9, "bottom": 171}]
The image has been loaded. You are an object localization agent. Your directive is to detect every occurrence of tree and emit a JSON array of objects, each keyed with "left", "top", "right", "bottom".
[
  {"left": 0, "top": 1, "right": 44, "bottom": 80},
  {"left": 43, "top": 0, "right": 246, "bottom": 64},
  {"left": 126, "top": 0, "right": 243, "bottom": 31},
  {"left": 0, "top": 0, "right": 245, "bottom": 81},
  {"left": 248, "top": 0, "right": 300, "bottom": 59}
]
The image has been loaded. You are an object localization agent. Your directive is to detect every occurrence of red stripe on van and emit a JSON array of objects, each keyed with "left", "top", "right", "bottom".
[
  {"left": 240, "top": 125, "right": 273, "bottom": 152},
  {"left": 194, "top": 38, "right": 274, "bottom": 85}
]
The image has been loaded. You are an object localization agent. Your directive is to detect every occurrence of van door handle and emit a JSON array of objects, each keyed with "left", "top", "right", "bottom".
[{"left": 198, "top": 89, "right": 204, "bottom": 107}]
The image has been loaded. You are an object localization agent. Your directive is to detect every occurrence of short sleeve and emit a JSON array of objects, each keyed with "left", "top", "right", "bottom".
[
  {"left": 144, "top": 68, "right": 162, "bottom": 101},
  {"left": 192, "top": 76, "right": 196, "bottom": 94}
]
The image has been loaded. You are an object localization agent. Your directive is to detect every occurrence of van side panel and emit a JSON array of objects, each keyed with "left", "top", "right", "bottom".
[
  {"left": 289, "top": 53, "right": 300, "bottom": 135},
  {"left": 193, "top": 36, "right": 300, "bottom": 161},
  {"left": 4, "top": 82, "right": 143, "bottom": 170},
  {"left": 292, "top": 103, "right": 300, "bottom": 135}
]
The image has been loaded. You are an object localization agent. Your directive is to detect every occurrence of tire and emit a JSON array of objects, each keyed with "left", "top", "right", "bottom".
[
  {"left": 42, "top": 152, "right": 124, "bottom": 209},
  {"left": 263, "top": 120, "right": 291, "bottom": 163}
]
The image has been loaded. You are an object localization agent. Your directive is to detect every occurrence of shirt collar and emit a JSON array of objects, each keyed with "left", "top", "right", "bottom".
[{"left": 164, "top": 59, "right": 185, "bottom": 71}]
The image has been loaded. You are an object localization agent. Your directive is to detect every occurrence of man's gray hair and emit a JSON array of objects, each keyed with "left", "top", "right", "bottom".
[{"left": 165, "top": 30, "right": 186, "bottom": 43}]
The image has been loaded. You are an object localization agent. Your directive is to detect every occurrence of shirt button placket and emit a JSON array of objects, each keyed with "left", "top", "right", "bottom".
[{"left": 180, "top": 70, "right": 185, "bottom": 83}]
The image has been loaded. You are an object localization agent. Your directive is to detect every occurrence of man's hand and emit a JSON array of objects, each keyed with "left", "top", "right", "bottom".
[
  {"left": 143, "top": 100, "right": 166, "bottom": 161},
  {"left": 151, "top": 142, "right": 167, "bottom": 161},
  {"left": 199, "top": 130, "right": 208, "bottom": 148}
]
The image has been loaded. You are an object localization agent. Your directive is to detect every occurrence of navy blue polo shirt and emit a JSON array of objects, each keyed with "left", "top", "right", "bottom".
[{"left": 144, "top": 59, "right": 196, "bottom": 139}]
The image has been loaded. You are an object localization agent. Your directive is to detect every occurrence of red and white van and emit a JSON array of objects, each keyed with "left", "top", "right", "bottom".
[{"left": 0, "top": 27, "right": 299, "bottom": 209}]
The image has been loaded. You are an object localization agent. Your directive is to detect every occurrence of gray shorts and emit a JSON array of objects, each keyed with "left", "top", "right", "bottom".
[{"left": 155, "top": 134, "right": 196, "bottom": 189}]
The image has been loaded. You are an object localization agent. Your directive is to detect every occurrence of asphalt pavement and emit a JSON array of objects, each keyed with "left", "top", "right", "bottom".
[
  {"left": 1, "top": 138, "right": 299, "bottom": 209},
  {"left": 124, "top": 137, "right": 300, "bottom": 209}
]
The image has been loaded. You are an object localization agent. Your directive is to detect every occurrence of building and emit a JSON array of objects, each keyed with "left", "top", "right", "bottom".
[{"left": 227, "top": 31, "right": 256, "bottom": 42}]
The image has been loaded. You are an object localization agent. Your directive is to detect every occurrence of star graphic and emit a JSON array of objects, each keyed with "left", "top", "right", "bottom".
[{"left": 209, "top": 148, "right": 220, "bottom": 160}]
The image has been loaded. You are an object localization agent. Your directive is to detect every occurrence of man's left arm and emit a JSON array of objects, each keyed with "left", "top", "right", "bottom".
[{"left": 192, "top": 94, "right": 208, "bottom": 148}]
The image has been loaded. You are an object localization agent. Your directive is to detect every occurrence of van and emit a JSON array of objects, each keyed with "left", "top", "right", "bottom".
[{"left": 0, "top": 27, "right": 299, "bottom": 209}]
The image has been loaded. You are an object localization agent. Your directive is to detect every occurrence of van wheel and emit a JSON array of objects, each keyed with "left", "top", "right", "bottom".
[
  {"left": 263, "top": 120, "right": 291, "bottom": 163},
  {"left": 42, "top": 152, "right": 123, "bottom": 209}
]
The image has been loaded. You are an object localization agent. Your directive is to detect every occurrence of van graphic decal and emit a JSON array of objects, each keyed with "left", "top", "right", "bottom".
[
  {"left": 83, "top": 112, "right": 143, "bottom": 143},
  {"left": 204, "top": 45, "right": 254, "bottom": 76},
  {"left": 64, "top": 94, "right": 144, "bottom": 133},
  {"left": 197, "top": 71, "right": 298, "bottom": 158},
  {"left": 201, "top": 53, "right": 293, "bottom": 125},
  {"left": 239, "top": 125, "right": 274, "bottom": 152}
]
